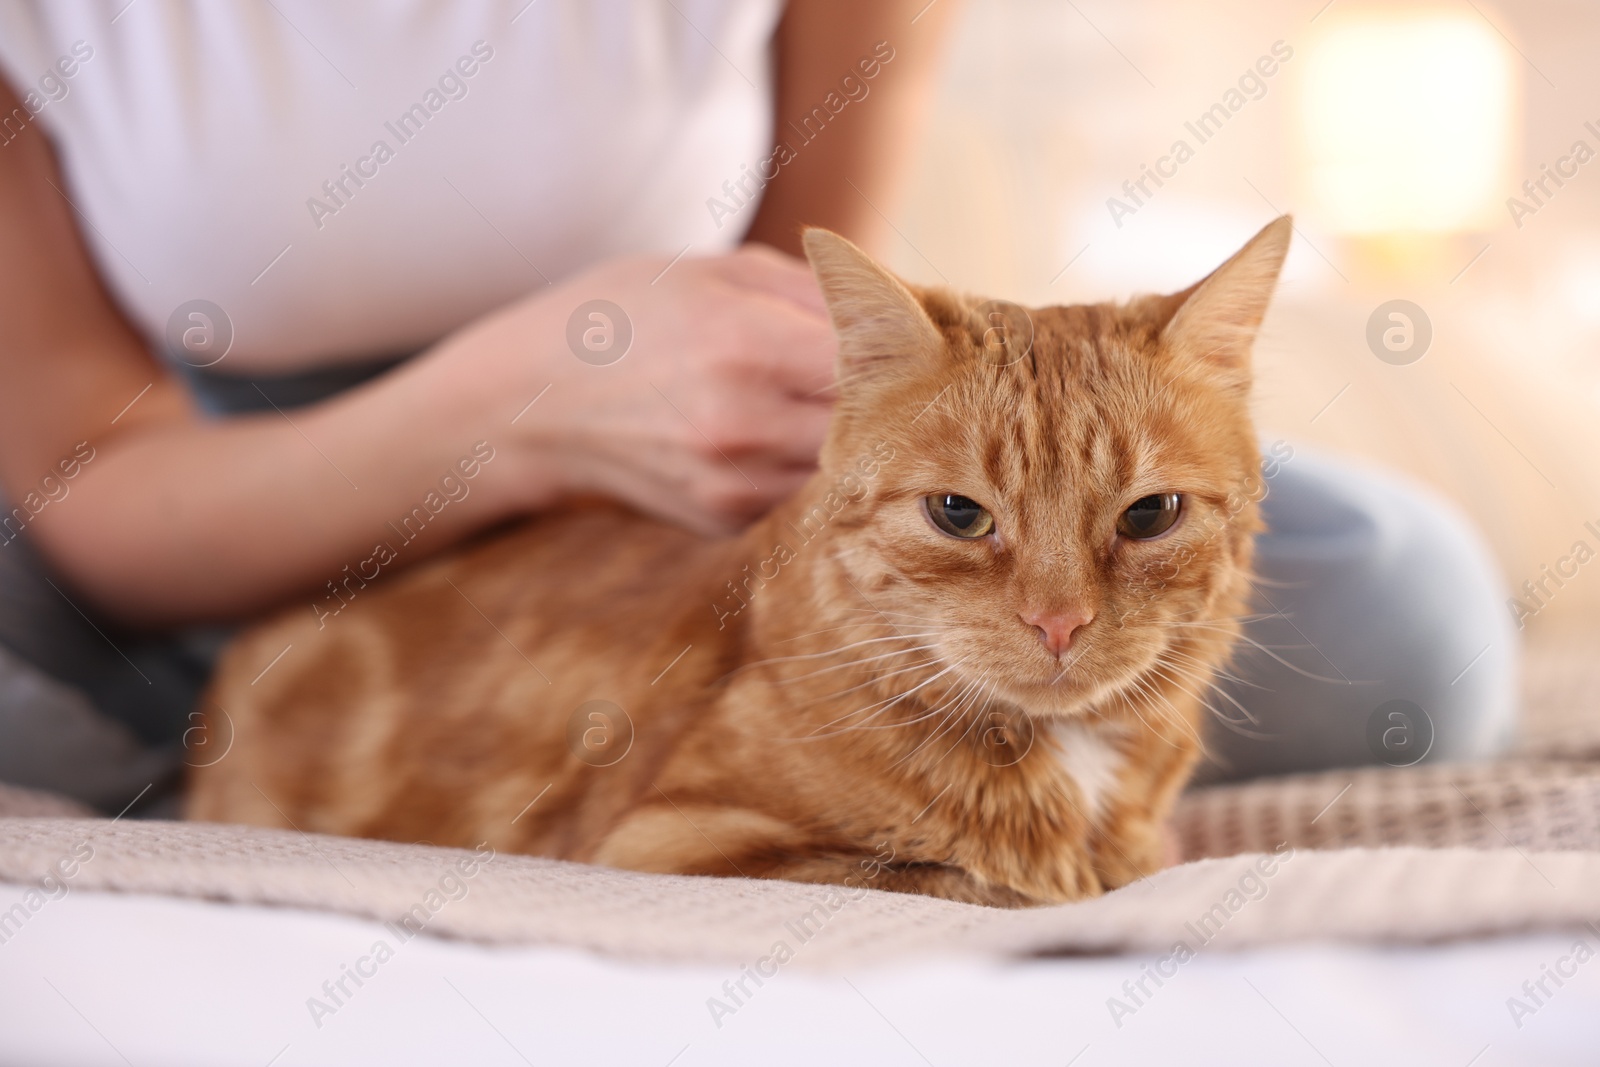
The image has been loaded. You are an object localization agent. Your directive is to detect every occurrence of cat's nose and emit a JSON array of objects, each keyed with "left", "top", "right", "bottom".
[{"left": 1021, "top": 608, "right": 1094, "bottom": 657}]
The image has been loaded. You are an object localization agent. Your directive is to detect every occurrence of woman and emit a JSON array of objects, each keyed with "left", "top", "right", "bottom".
[{"left": 0, "top": 0, "right": 1514, "bottom": 816}]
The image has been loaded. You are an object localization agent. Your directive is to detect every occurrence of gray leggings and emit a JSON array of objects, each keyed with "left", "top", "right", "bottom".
[{"left": 0, "top": 447, "right": 1517, "bottom": 817}]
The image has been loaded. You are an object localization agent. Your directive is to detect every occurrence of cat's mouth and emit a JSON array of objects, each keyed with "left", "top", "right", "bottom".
[{"left": 958, "top": 635, "right": 1177, "bottom": 722}]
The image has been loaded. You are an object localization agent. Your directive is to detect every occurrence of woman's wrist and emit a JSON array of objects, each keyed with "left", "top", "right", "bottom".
[{"left": 389, "top": 303, "right": 573, "bottom": 526}]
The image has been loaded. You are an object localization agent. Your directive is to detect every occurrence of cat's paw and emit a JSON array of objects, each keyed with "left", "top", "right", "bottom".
[
  {"left": 1089, "top": 818, "right": 1170, "bottom": 890},
  {"left": 872, "top": 864, "right": 1044, "bottom": 907}
]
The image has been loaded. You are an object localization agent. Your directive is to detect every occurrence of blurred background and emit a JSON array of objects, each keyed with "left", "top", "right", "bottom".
[{"left": 887, "top": 0, "right": 1600, "bottom": 638}]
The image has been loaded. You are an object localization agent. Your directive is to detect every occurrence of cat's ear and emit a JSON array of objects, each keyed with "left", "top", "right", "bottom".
[
  {"left": 803, "top": 228, "right": 943, "bottom": 387},
  {"left": 1161, "top": 215, "right": 1292, "bottom": 389}
]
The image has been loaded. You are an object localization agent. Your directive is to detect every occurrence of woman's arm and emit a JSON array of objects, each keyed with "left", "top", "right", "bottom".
[
  {"left": 745, "top": 0, "right": 959, "bottom": 257},
  {"left": 0, "top": 70, "right": 545, "bottom": 625},
  {"left": 0, "top": 72, "right": 833, "bottom": 627}
]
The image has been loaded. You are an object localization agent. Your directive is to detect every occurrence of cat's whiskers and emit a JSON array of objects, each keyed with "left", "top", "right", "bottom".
[
  {"left": 802, "top": 685, "right": 965, "bottom": 742},
  {"left": 1247, "top": 573, "right": 1314, "bottom": 591},
  {"left": 1159, "top": 621, "right": 1349, "bottom": 684},
  {"left": 776, "top": 643, "right": 943, "bottom": 687},
  {"left": 1144, "top": 644, "right": 1271, "bottom": 738},
  {"left": 773, "top": 622, "right": 894, "bottom": 644},
  {"left": 928, "top": 676, "right": 1001, "bottom": 767},
  {"left": 799, "top": 653, "right": 946, "bottom": 704},
  {"left": 783, "top": 661, "right": 951, "bottom": 724},
  {"left": 1162, "top": 669, "right": 1266, "bottom": 732},
  {"left": 1155, "top": 645, "right": 1260, "bottom": 690},
  {"left": 1113, "top": 668, "right": 1171, "bottom": 727},
  {"left": 1109, "top": 669, "right": 1196, "bottom": 749},
  {"left": 1105, "top": 669, "right": 1171, "bottom": 741},
  {"left": 1138, "top": 665, "right": 1219, "bottom": 747},
  {"left": 874, "top": 673, "right": 981, "bottom": 738},
  {"left": 841, "top": 607, "right": 951, "bottom": 627},
  {"left": 889, "top": 675, "right": 985, "bottom": 767},
  {"left": 729, "top": 631, "right": 944, "bottom": 678},
  {"left": 803, "top": 657, "right": 967, "bottom": 738},
  {"left": 768, "top": 610, "right": 971, "bottom": 738},
  {"left": 1151, "top": 667, "right": 1274, "bottom": 740},
  {"left": 776, "top": 614, "right": 946, "bottom": 644},
  {"left": 1161, "top": 609, "right": 1287, "bottom": 628},
  {"left": 890, "top": 676, "right": 981, "bottom": 767},
  {"left": 840, "top": 658, "right": 970, "bottom": 731}
]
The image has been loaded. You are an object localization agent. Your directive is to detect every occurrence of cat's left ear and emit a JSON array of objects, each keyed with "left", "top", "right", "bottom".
[
  {"left": 1161, "top": 215, "right": 1292, "bottom": 390},
  {"left": 803, "top": 228, "right": 943, "bottom": 389}
]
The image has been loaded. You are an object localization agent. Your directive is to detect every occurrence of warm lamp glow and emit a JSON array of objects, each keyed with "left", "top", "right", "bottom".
[{"left": 1298, "top": 8, "right": 1518, "bottom": 234}]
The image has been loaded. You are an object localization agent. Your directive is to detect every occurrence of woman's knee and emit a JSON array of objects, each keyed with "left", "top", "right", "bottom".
[{"left": 1199, "top": 450, "right": 1518, "bottom": 782}]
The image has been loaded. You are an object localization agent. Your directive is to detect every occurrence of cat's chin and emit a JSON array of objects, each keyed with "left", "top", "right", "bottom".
[
  {"left": 993, "top": 679, "right": 1110, "bottom": 720},
  {"left": 990, "top": 659, "right": 1162, "bottom": 721}
]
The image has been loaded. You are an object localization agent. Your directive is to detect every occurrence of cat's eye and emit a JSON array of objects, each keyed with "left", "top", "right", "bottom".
[
  {"left": 924, "top": 494, "right": 995, "bottom": 539},
  {"left": 1117, "top": 493, "right": 1182, "bottom": 540}
]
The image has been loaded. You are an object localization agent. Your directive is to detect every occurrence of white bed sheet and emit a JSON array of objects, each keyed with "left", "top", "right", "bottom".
[{"left": 0, "top": 883, "right": 1596, "bottom": 1066}]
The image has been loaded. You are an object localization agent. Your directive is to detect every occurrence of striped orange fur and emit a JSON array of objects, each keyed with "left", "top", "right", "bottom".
[{"left": 187, "top": 218, "right": 1292, "bottom": 906}]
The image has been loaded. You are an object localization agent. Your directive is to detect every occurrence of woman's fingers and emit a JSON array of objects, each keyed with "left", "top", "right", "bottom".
[
  {"left": 727, "top": 294, "right": 839, "bottom": 400},
  {"left": 702, "top": 396, "right": 833, "bottom": 467},
  {"left": 689, "top": 462, "right": 820, "bottom": 533},
  {"left": 718, "top": 243, "right": 829, "bottom": 317},
  {"left": 472, "top": 246, "right": 851, "bottom": 534}
]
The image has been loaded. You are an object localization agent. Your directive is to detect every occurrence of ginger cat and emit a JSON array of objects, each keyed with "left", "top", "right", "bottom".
[{"left": 188, "top": 218, "right": 1292, "bottom": 906}]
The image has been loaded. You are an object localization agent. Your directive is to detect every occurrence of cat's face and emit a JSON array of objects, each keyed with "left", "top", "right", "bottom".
[{"left": 805, "top": 220, "right": 1290, "bottom": 719}]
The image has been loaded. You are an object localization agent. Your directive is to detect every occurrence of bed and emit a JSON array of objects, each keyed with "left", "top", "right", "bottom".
[{"left": 2, "top": 635, "right": 1597, "bottom": 1064}]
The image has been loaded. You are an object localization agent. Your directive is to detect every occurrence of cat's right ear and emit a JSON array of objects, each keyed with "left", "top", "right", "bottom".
[
  {"left": 1160, "top": 215, "right": 1293, "bottom": 392},
  {"left": 802, "top": 228, "right": 943, "bottom": 388}
]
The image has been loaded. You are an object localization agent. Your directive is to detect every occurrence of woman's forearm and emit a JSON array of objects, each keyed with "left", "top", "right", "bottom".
[
  {"left": 14, "top": 240, "right": 843, "bottom": 627},
  {"left": 17, "top": 356, "right": 545, "bottom": 627}
]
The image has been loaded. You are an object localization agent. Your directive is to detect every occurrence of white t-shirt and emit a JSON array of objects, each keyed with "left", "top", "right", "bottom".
[{"left": 0, "top": 0, "right": 781, "bottom": 372}]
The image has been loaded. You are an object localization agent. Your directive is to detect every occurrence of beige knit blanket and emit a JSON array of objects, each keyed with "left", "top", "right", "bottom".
[{"left": 1, "top": 636, "right": 1596, "bottom": 964}]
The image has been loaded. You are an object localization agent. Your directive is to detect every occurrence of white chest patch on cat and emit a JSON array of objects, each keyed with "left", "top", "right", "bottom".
[{"left": 1049, "top": 719, "right": 1125, "bottom": 821}]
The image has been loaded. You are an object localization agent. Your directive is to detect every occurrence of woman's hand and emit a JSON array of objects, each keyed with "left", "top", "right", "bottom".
[{"left": 415, "top": 243, "right": 839, "bottom": 535}]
